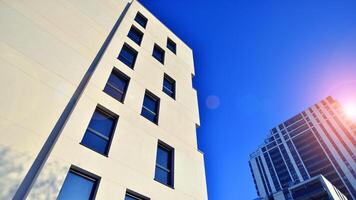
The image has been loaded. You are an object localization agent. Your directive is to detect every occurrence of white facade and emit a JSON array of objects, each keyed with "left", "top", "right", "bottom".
[
  {"left": 249, "top": 96, "right": 356, "bottom": 200},
  {"left": 0, "top": 0, "right": 207, "bottom": 199}
]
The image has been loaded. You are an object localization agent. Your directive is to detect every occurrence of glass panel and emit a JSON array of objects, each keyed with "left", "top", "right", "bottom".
[
  {"left": 156, "top": 146, "right": 171, "bottom": 169},
  {"left": 153, "top": 50, "right": 162, "bottom": 60},
  {"left": 163, "top": 79, "right": 173, "bottom": 91},
  {"left": 119, "top": 46, "right": 136, "bottom": 68},
  {"left": 57, "top": 171, "right": 96, "bottom": 200},
  {"left": 128, "top": 28, "right": 143, "bottom": 45},
  {"left": 108, "top": 73, "right": 127, "bottom": 92},
  {"left": 104, "top": 84, "right": 124, "bottom": 102},
  {"left": 167, "top": 39, "right": 176, "bottom": 53},
  {"left": 121, "top": 48, "right": 135, "bottom": 60},
  {"left": 88, "top": 110, "right": 115, "bottom": 137},
  {"left": 141, "top": 108, "right": 156, "bottom": 123},
  {"left": 125, "top": 193, "right": 144, "bottom": 200},
  {"left": 163, "top": 87, "right": 174, "bottom": 97},
  {"left": 153, "top": 46, "right": 164, "bottom": 63},
  {"left": 135, "top": 13, "right": 147, "bottom": 28},
  {"left": 155, "top": 166, "right": 171, "bottom": 185},
  {"left": 143, "top": 95, "right": 157, "bottom": 112},
  {"left": 81, "top": 131, "right": 108, "bottom": 154}
]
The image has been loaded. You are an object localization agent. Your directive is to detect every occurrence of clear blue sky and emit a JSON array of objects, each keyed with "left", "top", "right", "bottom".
[{"left": 140, "top": 0, "right": 356, "bottom": 199}]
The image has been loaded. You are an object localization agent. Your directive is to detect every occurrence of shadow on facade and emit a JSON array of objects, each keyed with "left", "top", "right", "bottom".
[
  {"left": 0, "top": 147, "right": 67, "bottom": 199},
  {"left": 0, "top": 147, "right": 29, "bottom": 199}
]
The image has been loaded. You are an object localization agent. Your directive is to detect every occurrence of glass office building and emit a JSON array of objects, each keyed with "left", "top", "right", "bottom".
[{"left": 249, "top": 96, "right": 356, "bottom": 200}]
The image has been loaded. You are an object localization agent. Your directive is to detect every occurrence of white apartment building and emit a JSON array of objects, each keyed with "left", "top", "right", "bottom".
[{"left": 0, "top": 0, "right": 208, "bottom": 199}]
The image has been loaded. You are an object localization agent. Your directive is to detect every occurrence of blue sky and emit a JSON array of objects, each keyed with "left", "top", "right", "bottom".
[{"left": 140, "top": 0, "right": 356, "bottom": 199}]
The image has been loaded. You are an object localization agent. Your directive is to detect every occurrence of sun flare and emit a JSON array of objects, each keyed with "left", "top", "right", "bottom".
[{"left": 344, "top": 103, "right": 356, "bottom": 121}]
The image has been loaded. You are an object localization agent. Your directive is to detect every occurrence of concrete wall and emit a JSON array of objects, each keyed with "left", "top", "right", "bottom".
[{"left": 0, "top": 0, "right": 207, "bottom": 199}]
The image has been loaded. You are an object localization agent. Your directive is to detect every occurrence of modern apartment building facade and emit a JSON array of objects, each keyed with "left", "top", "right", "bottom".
[
  {"left": 0, "top": 0, "right": 207, "bottom": 199},
  {"left": 249, "top": 96, "right": 356, "bottom": 200}
]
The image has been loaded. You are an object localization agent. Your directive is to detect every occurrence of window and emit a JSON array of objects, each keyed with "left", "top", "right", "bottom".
[
  {"left": 103, "top": 68, "right": 130, "bottom": 103},
  {"left": 154, "top": 142, "right": 174, "bottom": 187},
  {"left": 162, "top": 74, "right": 175, "bottom": 99},
  {"left": 141, "top": 91, "right": 159, "bottom": 124},
  {"left": 152, "top": 44, "right": 165, "bottom": 64},
  {"left": 166, "top": 38, "right": 176, "bottom": 54},
  {"left": 134, "top": 12, "right": 148, "bottom": 28},
  {"left": 127, "top": 26, "right": 144, "bottom": 45},
  {"left": 81, "top": 107, "right": 117, "bottom": 155},
  {"left": 125, "top": 190, "right": 149, "bottom": 200},
  {"left": 118, "top": 43, "right": 138, "bottom": 69},
  {"left": 57, "top": 167, "right": 99, "bottom": 200}
]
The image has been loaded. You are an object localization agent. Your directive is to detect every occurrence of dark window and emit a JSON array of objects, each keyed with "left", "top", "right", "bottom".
[
  {"left": 103, "top": 68, "right": 129, "bottom": 103},
  {"left": 81, "top": 107, "right": 117, "bottom": 155},
  {"left": 141, "top": 91, "right": 159, "bottom": 124},
  {"left": 152, "top": 44, "right": 165, "bottom": 64},
  {"left": 57, "top": 168, "right": 99, "bottom": 200},
  {"left": 162, "top": 74, "right": 175, "bottom": 99},
  {"left": 127, "top": 26, "right": 143, "bottom": 45},
  {"left": 134, "top": 12, "right": 148, "bottom": 28},
  {"left": 118, "top": 44, "right": 138, "bottom": 69},
  {"left": 155, "top": 142, "right": 174, "bottom": 187},
  {"left": 125, "top": 190, "right": 149, "bottom": 200},
  {"left": 166, "top": 38, "right": 176, "bottom": 54},
  {"left": 284, "top": 114, "right": 303, "bottom": 127}
]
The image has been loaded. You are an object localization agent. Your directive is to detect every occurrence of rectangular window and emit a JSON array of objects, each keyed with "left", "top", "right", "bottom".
[
  {"left": 103, "top": 68, "right": 130, "bottom": 103},
  {"left": 162, "top": 74, "right": 175, "bottom": 99},
  {"left": 155, "top": 141, "right": 174, "bottom": 187},
  {"left": 152, "top": 44, "right": 165, "bottom": 64},
  {"left": 57, "top": 167, "right": 99, "bottom": 200},
  {"left": 134, "top": 12, "right": 148, "bottom": 28},
  {"left": 118, "top": 43, "right": 138, "bottom": 69},
  {"left": 166, "top": 38, "right": 176, "bottom": 54},
  {"left": 125, "top": 190, "right": 149, "bottom": 200},
  {"left": 141, "top": 91, "right": 159, "bottom": 124},
  {"left": 81, "top": 107, "right": 117, "bottom": 155},
  {"left": 127, "top": 26, "right": 144, "bottom": 45}
]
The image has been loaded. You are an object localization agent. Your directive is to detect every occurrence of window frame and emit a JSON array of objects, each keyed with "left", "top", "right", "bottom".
[
  {"left": 57, "top": 165, "right": 100, "bottom": 200},
  {"left": 141, "top": 90, "right": 160, "bottom": 124},
  {"left": 152, "top": 44, "right": 165, "bottom": 64},
  {"left": 162, "top": 74, "right": 176, "bottom": 99},
  {"left": 118, "top": 43, "right": 138, "bottom": 69},
  {"left": 125, "top": 189, "right": 150, "bottom": 200},
  {"left": 127, "top": 25, "right": 144, "bottom": 46},
  {"left": 80, "top": 106, "right": 118, "bottom": 156},
  {"left": 134, "top": 12, "right": 148, "bottom": 28},
  {"left": 154, "top": 140, "right": 175, "bottom": 188},
  {"left": 103, "top": 68, "right": 130, "bottom": 103},
  {"left": 166, "top": 38, "right": 177, "bottom": 54}
]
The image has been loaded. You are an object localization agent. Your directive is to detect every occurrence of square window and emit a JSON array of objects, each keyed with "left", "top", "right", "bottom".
[
  {"left": 162, "top": 74, "right": 175, "bottom": 99},
  {"left": 103, "top": 68, "right": 130, "bottom": 103},
  {"left": 152, "top": 44, "right": 165, "bottom": 64},
  {"left": 141, "top": 91, "right": 159, "bottom": 124},
  {"left": 57, "top": 167, "right": 99, "bottom": 200},
  {"left": 166, "top": 38, "right": 176, "bottom": 54},
  {"left": 127, "top": 26, "right": 144, "bottom": 45},
  {"left": 154, "top": 142, "right": 174, "bottom": 187},
  {"left": 134, "top": 12, "right": 148, "bottom": 28},
  {"left": 118, "top": 44, "right": 138, "bottom": 69},
  {"left": 81, "top": 107, "right": 117, "bottom": 155}
]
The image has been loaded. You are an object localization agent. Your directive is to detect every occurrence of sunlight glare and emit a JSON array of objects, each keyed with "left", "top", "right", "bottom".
[{"left": 344, "top": 103, "right": 356, "bottom": 121}]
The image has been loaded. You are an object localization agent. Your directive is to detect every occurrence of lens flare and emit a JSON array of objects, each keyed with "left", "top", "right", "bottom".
[{"left": 343, "top": 103, "right": 356, "bottom": 121}]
